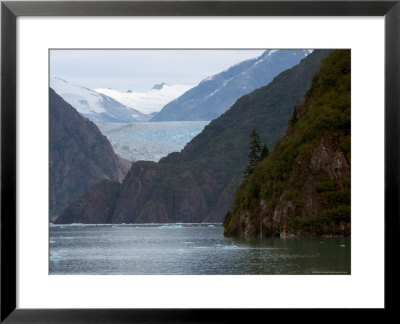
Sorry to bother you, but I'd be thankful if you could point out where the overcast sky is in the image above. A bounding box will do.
[50,49,265,92]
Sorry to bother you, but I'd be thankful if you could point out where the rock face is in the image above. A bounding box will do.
[151,50,312,122]
[224,50,351,237]
[49,88,131,221]
[59,50,332,224]
[56,180,121,224]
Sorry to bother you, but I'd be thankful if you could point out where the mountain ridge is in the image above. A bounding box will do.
[224,50,351,237]
[49,88,131,220]
[151,49,312,122]
[56,49,332,224]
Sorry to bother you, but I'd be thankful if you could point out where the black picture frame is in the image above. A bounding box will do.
[1,0,399,322]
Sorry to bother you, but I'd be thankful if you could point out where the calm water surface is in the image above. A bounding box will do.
[50,224,350,275]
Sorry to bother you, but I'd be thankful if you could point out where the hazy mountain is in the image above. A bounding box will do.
[151,49,312,122]
[50,78,152,123]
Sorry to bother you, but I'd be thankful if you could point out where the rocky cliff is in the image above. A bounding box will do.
[224,50,351,237]
[50,88,130,221]
[56,180,121,224]
[57,50,332,224]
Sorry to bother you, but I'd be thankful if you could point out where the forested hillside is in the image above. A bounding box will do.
[224,50,351,237]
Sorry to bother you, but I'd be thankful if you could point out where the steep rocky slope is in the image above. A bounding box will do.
[224,50,351,237]
[56,50,332,224]
[56,180,121,224]
[50,88,130,221]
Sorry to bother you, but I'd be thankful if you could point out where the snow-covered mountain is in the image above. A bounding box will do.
[94,82,193,115]
[50,78,152,123]
[151,49,313,122]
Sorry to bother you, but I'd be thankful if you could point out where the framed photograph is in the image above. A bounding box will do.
[1,0,398,322]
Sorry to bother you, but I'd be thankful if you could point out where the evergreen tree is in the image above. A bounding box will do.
[260,144,269,161]
[245,129,262,178]
[289,103,299,127]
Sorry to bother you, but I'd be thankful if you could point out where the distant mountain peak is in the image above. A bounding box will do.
[95,83,193,115]
[152,82,168,90]
[151,49,314,122]
[260,49,277,58]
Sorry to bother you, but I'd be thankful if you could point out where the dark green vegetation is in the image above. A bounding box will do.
[57,50,332,224]
[244,129,269,179]
[224,50,351,237]
[49,89,130,221]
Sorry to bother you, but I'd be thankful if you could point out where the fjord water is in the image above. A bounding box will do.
[49,224,350,275]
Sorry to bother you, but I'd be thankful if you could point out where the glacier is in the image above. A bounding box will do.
[96,121,210,162]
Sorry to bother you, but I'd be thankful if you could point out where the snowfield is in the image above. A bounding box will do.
[50,78,151,123]
[94,82,194,114]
